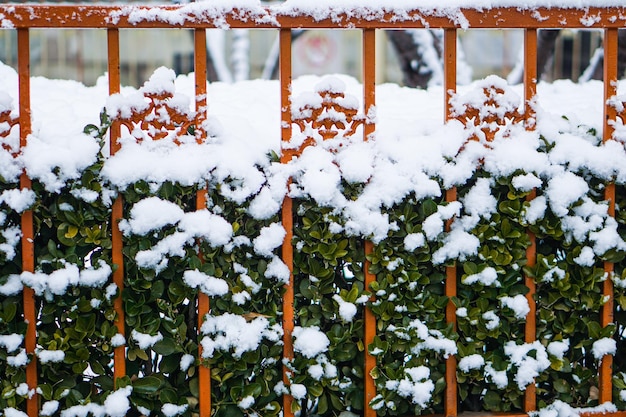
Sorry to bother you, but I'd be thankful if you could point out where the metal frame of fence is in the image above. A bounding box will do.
[1,4,625,417]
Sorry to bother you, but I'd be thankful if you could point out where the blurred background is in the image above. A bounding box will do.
[0,0,613,88]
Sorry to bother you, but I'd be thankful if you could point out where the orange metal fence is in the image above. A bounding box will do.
[1,4,626,417]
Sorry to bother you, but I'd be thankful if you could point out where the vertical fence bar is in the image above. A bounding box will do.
[362,28,377,417]
[18,28,38,417]
[279,28,295,417]
[444,29,457,124]
[194,30,208,139]
[523,28,538,414]
[443,28,458,417]
[523,29,538,128]
[107,28,126,385]
[194,28,211,417]
[600,27,618,405]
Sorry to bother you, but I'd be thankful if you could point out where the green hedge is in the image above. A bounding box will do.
[1,72,625,417]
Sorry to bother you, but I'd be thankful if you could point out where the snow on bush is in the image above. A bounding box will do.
[130,330,163,350]
[504,341,550,390]
[292,326,330,359]
[200,313,282,359]
[0,334,23,353]
[500,294,530,319]
[14,260,112,299]
[591,337,617,360]
[182,269,229,296]
[458,354,485,372]
[1,59,626,417]
[385,366,434,408]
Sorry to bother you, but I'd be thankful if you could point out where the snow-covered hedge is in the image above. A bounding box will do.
[1,65,626,417]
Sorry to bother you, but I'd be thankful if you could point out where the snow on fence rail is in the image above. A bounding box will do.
[1,3,626,417]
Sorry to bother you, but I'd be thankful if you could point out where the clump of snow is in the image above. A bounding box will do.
[463,267,500,287]
[332,294,358,322]
[504,341,550,390]
[0,334,23,353]
[123,197,233,273]
[482,310,500,330]
[40,401,59,417]
[119,197,185,236]
[500,294,530,319]
[547,339,569,360]
[200,313,282,359]
[3,408,28,417]
[7,349,28,367]
[111,333,126,347]
[290,383,307,400]
[531,400,617,417]
[0,189,35,213]
[18,260,111,298]
[512,173,542,191]
[273,381,288,396]
[458,354,485,372]
[591,337,616,360]
[104,386,133,417]
[545,172,588,218]
[252,223,286,257]
[386,366,434,408]
[431,228,480,265]
[423,202,460,241]
[292,326,330,358]
[573,246,595,266]
[524,195,547,224]
[180,354,195,372]
[182,269,229,296]
[485,362,508,388]
[131,330,163,350]
[407,319,457,358]
[404,232,425,251]
[37,349,65,364]
[264,256,290,284]
[238,396,255,409]
[161,403,187,417]
[15,384,29,397]
[461,177,497,219]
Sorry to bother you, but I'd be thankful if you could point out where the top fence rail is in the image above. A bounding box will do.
[1,4,626,29]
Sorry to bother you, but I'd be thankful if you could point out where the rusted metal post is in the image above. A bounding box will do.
[362,28,377,417]
[107,28,126,386]
[194,28,211,417]
[600,27,618,405]
[523,28,538,414]
[279,28,295,417]
[18,28,38,417]
[443,28,458,417]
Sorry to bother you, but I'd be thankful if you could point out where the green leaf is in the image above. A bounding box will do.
[133,376,163,394]
[189,377,199,398]
[152,338,180,356]
[38,384,53,401]
[308,384,323,398]
[3,302,17,322]
[159,388,178,404]
[483,390,501,410]
[554,378,569,394]
[317,394,329,415]
[242,383,263,399]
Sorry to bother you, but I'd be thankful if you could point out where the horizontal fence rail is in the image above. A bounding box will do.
[0,4,626,417]
[1,5,626,29]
